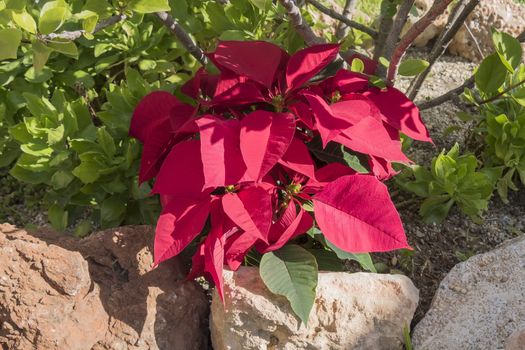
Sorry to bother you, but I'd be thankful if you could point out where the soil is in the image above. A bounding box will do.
[1,49,524,328]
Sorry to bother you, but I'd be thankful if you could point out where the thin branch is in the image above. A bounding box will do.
[418,76,473,110]
[377,0,415,77]
[155,12,207,66]
[387,0,454,83]
[306,0,378,38]
[335,0,358,40]
[476,78,525,106]
[279,0,325,45]
[373,0,396,62]
[463,21,483,59]
[40,14,126,41]
[418,31,525,110]
[407,0,480,100]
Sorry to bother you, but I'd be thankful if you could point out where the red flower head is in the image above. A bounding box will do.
[130,41,431,297]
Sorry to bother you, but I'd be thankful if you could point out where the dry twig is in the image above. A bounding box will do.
[407,0,480,99]
[387,0,454,83]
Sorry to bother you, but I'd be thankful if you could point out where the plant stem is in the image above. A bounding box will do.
[155,12,207,65]
[40,14,127,41]
[379,0,415,77]
[306,0,378,38]
[334,0,358,40]
[387,0,454,83]
[279,0,325,46]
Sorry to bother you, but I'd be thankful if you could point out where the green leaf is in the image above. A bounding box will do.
[39,5,68,35]
[12,10,37,34]
[398,59,429,76]
[47,40,78,58]
[48,204,68,231]
[492,30,522,72]
[127,0,170,13]
[97,126,116,157]
[32,40,52,72]
[0,28,22,61]
[307,248,343,272]
[51,170,74,189]
[475,53,508,94]
[248,0,271,11]
[6,0,25,10]
[350,57,364,73]
[420,196,454,223]
[72,160,100,183]
[379,56,389,67]
[324,237,376,272]
[100,195,126,228]
[260,245,318,325]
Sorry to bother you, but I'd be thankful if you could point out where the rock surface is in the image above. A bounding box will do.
[0,224,209,350]
[409,0,525,61]
[210,267,419,350]
[412,235,525,350]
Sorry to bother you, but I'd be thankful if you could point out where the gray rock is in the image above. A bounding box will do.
[412,235,525,350]
[211,267,419,350]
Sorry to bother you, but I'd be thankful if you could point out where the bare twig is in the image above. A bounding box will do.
[407,0,480,99]
[463,21,483,59]
[476,78,525,106]
[418,76,474,110]
[306,0,378,38]
[387,0,454,83]
[155,12,207,65]
[40,14,126,41]
[279,0,325,45]
[377,0,415,77]
[418,31,525,110]
[335,0,358,40]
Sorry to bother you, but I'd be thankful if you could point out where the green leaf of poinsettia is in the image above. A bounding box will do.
[260,244,318,325]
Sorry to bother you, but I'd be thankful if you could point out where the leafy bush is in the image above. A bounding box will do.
[397,144,494,223]
[0,0,315,232]
[131,41,430,323]
[397,29,525,223]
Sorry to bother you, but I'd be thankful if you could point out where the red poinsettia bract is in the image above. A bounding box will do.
[129,41,431,298]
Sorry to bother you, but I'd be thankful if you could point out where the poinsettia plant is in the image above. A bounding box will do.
[130,41,431,324]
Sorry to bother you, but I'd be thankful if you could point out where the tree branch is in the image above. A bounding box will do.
[373,0,396,62]
[155,12,207,66]
[279,0,325,46]
[40,14,127,41]
[418,31,525,110]
[306,0,378,38]
[387,0,454,83]
[377,0,415,77]
[335,0,358,40]
[407,0,480,100]
[418,76,474,110]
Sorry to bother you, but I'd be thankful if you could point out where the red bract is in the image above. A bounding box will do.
[130,40,431,295]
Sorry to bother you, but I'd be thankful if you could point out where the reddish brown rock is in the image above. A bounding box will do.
[0,224,209,350]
